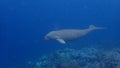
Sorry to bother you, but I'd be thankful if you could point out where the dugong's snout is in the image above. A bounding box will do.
[44,36,49,40]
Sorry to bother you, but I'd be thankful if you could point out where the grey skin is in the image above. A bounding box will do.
[44,25,105,44]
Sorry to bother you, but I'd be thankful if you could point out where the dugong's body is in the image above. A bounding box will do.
[45,25,104,44]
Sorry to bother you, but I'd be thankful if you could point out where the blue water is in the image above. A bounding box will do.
[0,0,120,68]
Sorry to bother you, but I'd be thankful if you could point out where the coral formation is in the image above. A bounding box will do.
[29,48,120,68]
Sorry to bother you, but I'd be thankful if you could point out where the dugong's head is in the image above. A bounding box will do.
[44,31,56,40]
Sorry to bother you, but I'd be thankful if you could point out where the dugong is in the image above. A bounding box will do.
[44,25,105,44]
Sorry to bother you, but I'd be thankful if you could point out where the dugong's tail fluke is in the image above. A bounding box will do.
[89,25,105,30]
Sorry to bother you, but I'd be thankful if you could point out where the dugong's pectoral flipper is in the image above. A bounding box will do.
[56,38,66,44]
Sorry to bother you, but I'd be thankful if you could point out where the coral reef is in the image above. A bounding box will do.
[29,48,120,68]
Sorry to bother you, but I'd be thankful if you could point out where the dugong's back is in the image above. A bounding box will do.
[53,29,85,41]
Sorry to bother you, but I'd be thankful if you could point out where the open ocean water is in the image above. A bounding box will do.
[0,0,120,68]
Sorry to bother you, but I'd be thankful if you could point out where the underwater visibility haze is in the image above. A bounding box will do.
[0,0,120,68]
